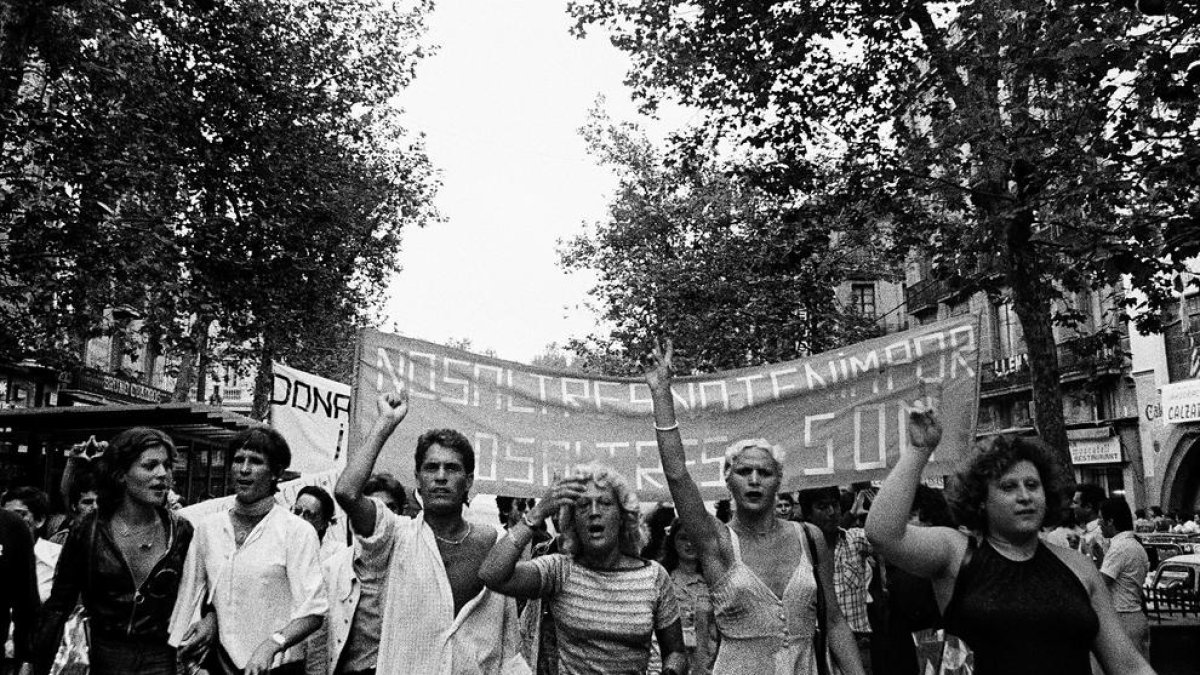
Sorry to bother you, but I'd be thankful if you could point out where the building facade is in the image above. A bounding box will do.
[1131,277,1200,516]
[903,263,1148,507]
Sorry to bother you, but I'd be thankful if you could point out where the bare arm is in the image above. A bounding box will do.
[243,614,323,675]
[656,619,688,675]
[334,390,407,536]
[645,341,729,573]
[864,411,964,581]
[479,479,585,598]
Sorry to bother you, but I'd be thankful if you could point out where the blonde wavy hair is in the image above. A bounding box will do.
[558,462,645,558]
[723,438,786,479]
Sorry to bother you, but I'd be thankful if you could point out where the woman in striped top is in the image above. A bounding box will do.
[480,464,687,675]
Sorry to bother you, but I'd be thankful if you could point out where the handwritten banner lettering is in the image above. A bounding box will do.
[351,316,980,500]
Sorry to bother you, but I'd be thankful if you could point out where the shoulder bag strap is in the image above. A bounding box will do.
[802,523,832,675]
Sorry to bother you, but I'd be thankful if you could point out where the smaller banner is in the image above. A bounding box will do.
[271,363,352,474]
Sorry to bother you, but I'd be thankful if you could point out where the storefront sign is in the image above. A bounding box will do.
[1162,380,1200,425]
[1069,436,1122,465]
[75,367,170,404]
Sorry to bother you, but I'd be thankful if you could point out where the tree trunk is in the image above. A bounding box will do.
[171,316,211,402]
[251,336,273,421]
[1005,211,1070,463]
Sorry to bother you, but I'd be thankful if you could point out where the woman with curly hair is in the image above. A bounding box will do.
[38,427,194,675]
[480,463,687,675]
[865,411,1155,675]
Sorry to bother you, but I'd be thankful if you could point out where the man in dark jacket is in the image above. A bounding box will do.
[0,507,38,675]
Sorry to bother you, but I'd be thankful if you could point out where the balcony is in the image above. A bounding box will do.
[979,336,1127,395]
[905,277,949,314]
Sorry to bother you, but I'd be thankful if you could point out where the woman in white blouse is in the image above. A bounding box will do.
[170,427,328,675]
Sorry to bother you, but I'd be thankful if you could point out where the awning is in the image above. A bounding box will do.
[0,403,261,449]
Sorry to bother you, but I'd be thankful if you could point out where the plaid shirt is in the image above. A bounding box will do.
[832,527,874,634]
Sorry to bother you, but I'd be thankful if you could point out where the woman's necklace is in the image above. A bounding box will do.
[434,521,473,546]
[733,517,778,536]
[114,516,161,551]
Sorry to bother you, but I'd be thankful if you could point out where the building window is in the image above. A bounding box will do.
[851,283,876,317]
[993,300,1024,359]
[1165,294,1200,382]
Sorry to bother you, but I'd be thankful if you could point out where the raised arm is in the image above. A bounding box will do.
[479,478,585,598]
[865,410,963,581]
[334,390,407,536]
[645,341,724,563]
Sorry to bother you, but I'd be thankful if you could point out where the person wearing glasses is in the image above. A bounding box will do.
[36,427,194,675]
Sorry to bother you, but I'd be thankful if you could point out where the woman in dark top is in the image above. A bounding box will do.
[38,427,193,675]
[865,411,1153,675]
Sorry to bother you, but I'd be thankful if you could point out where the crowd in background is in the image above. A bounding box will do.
[0,356,1183,674]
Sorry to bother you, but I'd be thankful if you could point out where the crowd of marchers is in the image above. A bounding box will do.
[0,343,1170,675]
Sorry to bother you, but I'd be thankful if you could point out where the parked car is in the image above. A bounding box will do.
[1137,533,1200,569]
[1143,553,1200,619]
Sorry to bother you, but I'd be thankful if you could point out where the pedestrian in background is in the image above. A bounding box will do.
[1100,498,1150,660]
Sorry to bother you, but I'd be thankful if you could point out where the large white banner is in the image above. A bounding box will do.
[271,362,351,474]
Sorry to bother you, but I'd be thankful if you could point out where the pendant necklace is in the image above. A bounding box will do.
[116,518,160,550]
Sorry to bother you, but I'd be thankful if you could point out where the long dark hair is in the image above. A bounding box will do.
[94,427,177,514]
[660,518,702,574]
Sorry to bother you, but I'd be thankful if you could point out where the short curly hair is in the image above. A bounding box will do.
[947,434,1073,534]
[558,463,644,558]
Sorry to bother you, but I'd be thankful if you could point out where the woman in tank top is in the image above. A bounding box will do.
[644,343,865,675]
[865,408,1155,675]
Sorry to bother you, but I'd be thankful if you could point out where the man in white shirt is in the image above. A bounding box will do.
[1071,483,1108,567]
[334,390,524,675]
[1098,498,1150,659]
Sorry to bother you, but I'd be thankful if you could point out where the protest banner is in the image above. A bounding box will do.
[351,316,980,501]
[271,362,351,474]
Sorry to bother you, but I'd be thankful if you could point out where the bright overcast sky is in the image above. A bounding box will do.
[383,0,685,364]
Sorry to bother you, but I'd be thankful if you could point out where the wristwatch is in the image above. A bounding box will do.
[270,632,287,649]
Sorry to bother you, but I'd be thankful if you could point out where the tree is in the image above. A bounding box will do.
[0,0,439,412]
[570,0,1200,456]
[561,105,888,376]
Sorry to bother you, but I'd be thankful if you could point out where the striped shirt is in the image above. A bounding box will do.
[532,554,680,675]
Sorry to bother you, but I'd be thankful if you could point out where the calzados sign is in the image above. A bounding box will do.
[351,316,980,500]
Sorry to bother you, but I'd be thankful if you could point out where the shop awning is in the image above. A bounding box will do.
[0,403,261,449]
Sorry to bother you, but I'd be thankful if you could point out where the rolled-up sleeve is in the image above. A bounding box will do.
[354,497,397,560]
[287,523,329,621]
